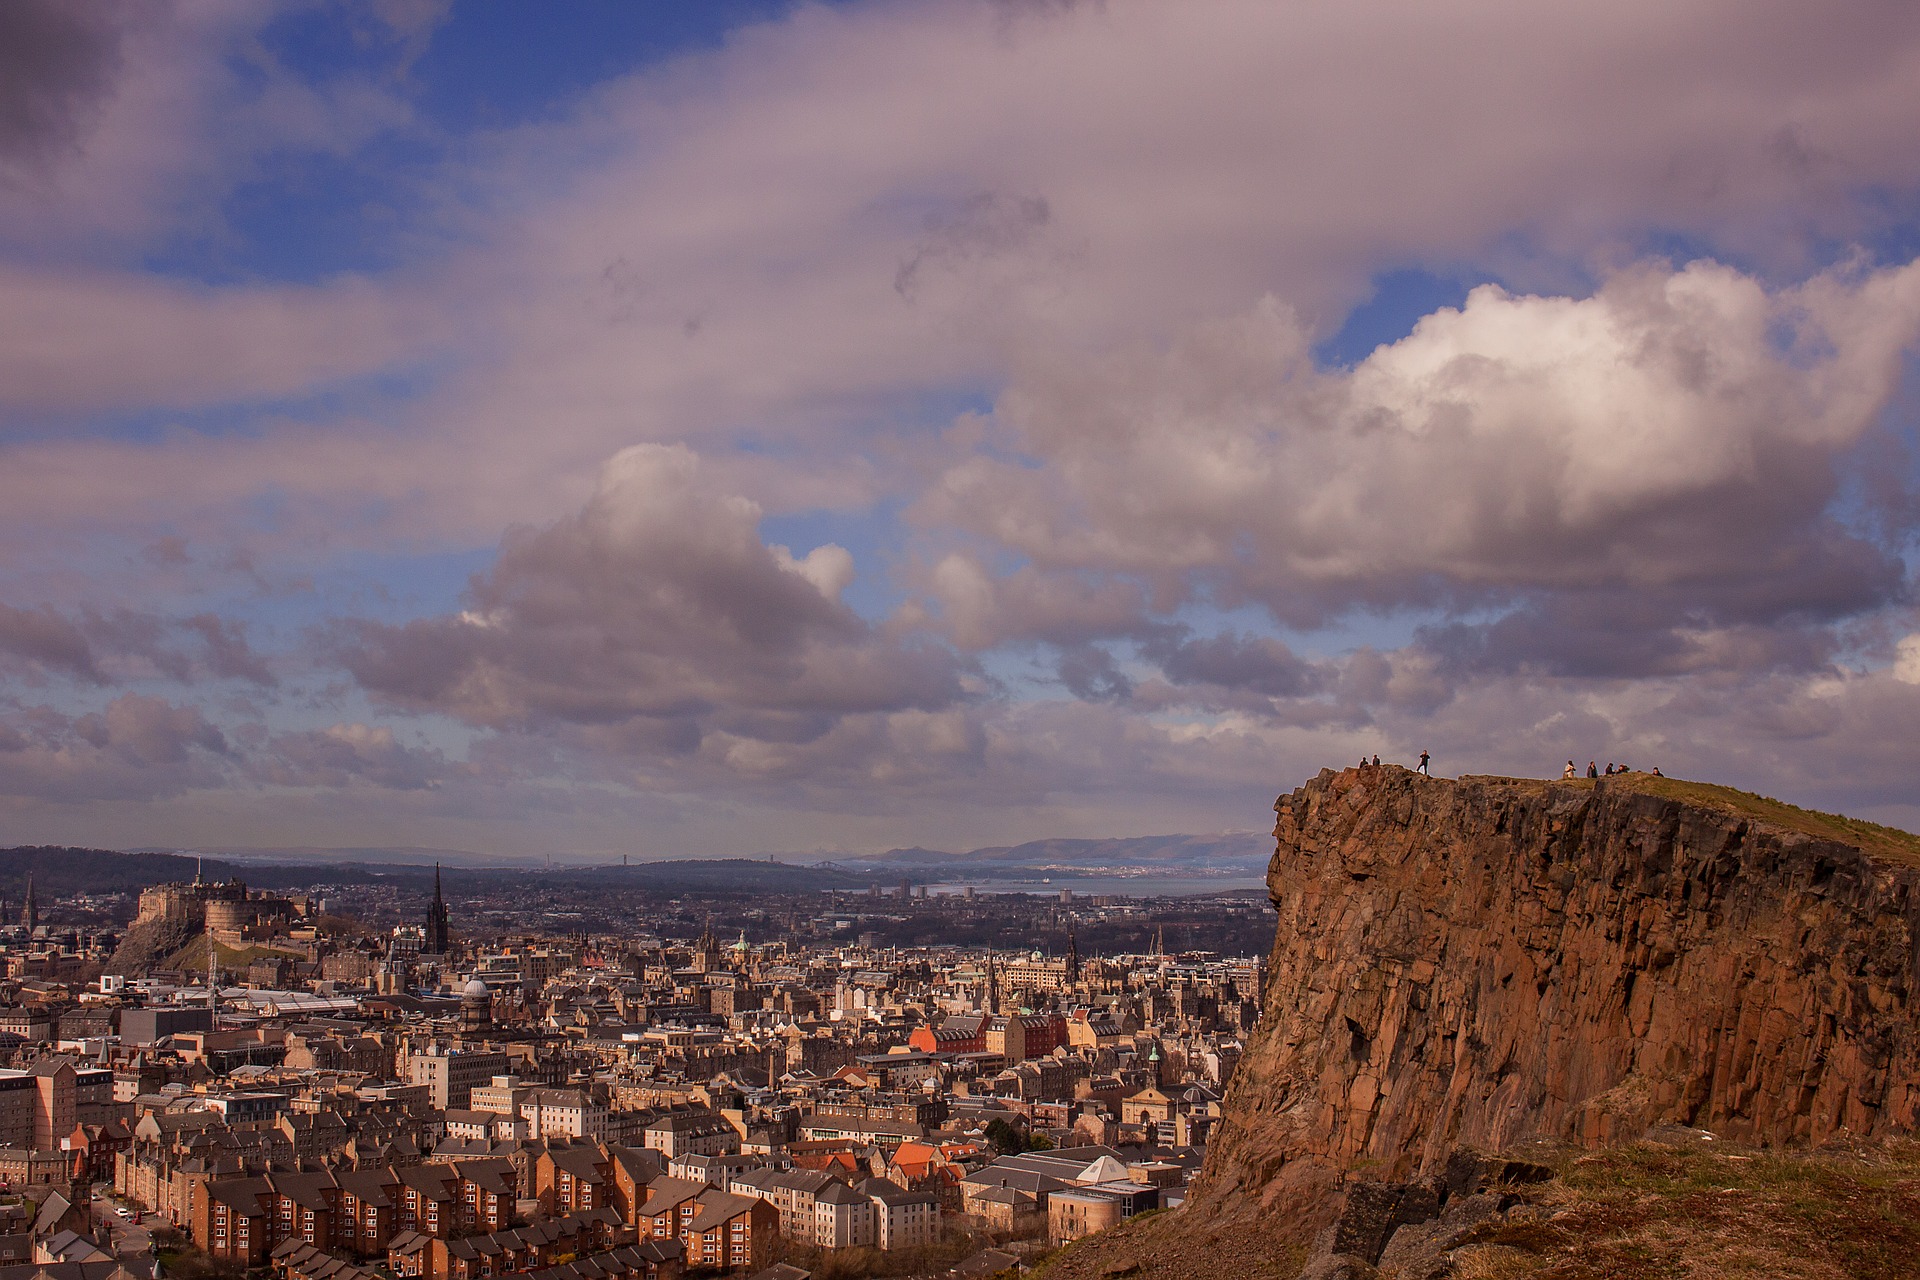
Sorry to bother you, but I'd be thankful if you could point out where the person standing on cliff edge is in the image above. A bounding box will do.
[1418,750,1430,775]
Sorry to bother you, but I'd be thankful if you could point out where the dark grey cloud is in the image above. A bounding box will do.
[1412,594,1848,682]
[1056,644,1132,701]
[180,614,276,686]
[336,445,968,759]
[0,694,228,802]
[0,602,99,681]
[1143,629,1322,697]
[0,0,125,179]
[258,724,448,791]
[0,600,274,688]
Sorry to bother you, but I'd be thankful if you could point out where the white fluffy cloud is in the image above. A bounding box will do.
[926,259,1920,655]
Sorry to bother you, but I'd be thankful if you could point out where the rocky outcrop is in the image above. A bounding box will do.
[105,914,201,975]
[1200,766,1920,1227]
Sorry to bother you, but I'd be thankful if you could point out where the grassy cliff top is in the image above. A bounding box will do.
[1604,773,1920,869]
[1457,771,1920,869]
[1025,1137,1920,1280]
[1453,1137,1920,1280]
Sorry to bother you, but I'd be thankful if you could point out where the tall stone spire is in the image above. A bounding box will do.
[985,951,1000,1016]
[1066,926,1080,985]
[20,872,36,933]
[424,862,450,954]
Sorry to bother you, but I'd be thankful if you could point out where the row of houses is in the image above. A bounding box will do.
[195,1159,523,1264]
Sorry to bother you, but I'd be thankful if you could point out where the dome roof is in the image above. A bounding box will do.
[462,978,490,999]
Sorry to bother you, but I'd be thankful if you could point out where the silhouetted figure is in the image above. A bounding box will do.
[1587,761,1599,779]
[1417,750,1430,776]
[1372,754,1381,767]
[1604,763,1615,775]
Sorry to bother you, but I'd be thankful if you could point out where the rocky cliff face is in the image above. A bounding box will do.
[1199,766,1920,1224]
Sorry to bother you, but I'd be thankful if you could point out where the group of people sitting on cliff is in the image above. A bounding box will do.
[1564,760,1662,779]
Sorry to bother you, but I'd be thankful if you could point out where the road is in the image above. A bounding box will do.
[89,1184,154,1263]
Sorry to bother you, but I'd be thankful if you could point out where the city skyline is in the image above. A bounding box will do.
[3,1,1920,856]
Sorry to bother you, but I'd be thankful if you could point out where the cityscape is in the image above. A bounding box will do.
[0,856,1269,1280]
[2,2,1919,1278]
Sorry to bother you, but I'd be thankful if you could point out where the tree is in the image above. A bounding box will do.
[983,1118,1026,1155]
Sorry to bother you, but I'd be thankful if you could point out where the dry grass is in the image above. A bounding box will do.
[1464,771,1920,868]
[164,934,303,971]
[1611,775,1920,867]
[1446,1139,1920,1280]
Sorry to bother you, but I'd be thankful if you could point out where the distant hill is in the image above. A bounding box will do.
[0,847,245,902]
[8,833,1266,905]
[164,845,525,869]
[545,859,876,893]
[849,831,1271,877]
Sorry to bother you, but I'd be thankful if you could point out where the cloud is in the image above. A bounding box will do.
[927,258,1920,671]
[0,601,272,688]
[0,603,99,682]
[0,2,421,253]
[0,0,125,180]
[0,1,125,180]
[0,694,229,802]
[6,0,1920,578]
[4,1,1920,847]
[258,723,448,791]
[0,266,445,418]
[335,444,968,763]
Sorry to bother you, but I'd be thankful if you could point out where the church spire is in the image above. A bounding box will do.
[1066,926,1080,985]
[20,871,36,933]
[424,862,450,954]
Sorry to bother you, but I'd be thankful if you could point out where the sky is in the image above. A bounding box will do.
[3,0,1920,859]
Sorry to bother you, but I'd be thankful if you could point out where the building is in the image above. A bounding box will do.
[1000,955,1070,996]
[863,1178,940,1251]
[407,1046,510,1110]
[120,1006,214,1046]
[642,1109,739,1158]
[681,1192,775,1273]
[0,1057,119,1152]
[1047,1188,1123,1244]
[424,865,450,955]
[534,1146,613,1216]
[0,1071,35,1149]
[523,1087,608,1141]
[810,1181,873,1249]
[470,1075,533,1117]
[983,1013,1068,1063]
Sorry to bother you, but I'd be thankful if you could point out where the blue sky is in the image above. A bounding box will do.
[2,0,1919,857]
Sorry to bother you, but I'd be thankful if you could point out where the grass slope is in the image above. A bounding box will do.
[1462,773,1920,869]
[1452,1138,1920,1280]
[1610,774,1920,868]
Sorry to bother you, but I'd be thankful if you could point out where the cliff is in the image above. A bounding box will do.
[1047,766,1920,1280]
